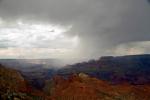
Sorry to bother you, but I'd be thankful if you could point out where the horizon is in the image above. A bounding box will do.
[0,54,150,66]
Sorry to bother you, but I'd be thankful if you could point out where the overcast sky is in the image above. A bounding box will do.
[0,0,150,63]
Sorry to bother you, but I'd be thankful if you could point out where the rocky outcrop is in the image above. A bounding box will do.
[57,54,150,84]
[0,64,45,100]
[0,64,30,99]
[50,73,150,100]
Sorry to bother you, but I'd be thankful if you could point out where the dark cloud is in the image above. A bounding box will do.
[0,0,150,60]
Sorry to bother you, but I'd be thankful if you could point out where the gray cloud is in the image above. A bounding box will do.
[0,0,150,61]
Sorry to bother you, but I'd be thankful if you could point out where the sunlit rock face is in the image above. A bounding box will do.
[48,73,150,100]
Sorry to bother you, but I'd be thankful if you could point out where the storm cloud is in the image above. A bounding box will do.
[0,0,150,62]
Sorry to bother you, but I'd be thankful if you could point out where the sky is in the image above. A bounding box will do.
[0,0,150,63]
